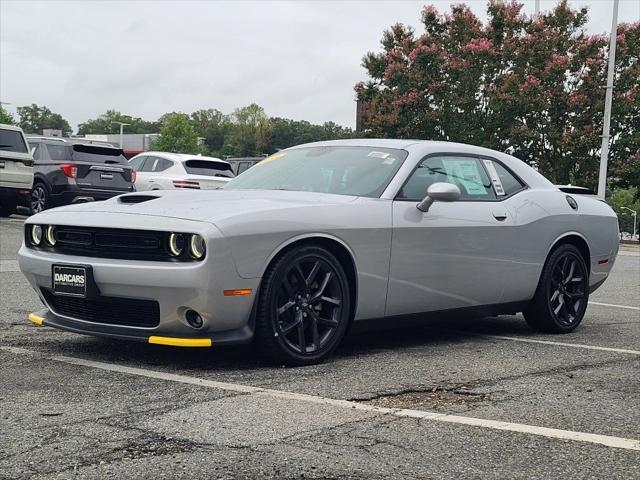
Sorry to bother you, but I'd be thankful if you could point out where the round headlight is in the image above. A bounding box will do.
[168,233,185,257]
[189,234,206,260]
[30,225,43,246]
[46,225,56,246]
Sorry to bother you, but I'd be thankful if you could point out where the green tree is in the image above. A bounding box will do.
[224,104,272,156]
[77,110,160,135]
[190,109,230,155]
[151,113,203,154]
[610,187,640,235]
[0,105,15,125]
[17,104,71,134]
[356,1,640,190]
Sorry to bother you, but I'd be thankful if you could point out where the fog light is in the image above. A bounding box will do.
[45,225,56,246]
[185,310,204,329]
[188,234,206,260]
[168,233,185,257]
[30,225,43,246]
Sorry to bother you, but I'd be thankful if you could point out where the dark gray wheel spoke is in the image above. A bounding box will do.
[306,261,320,287]
[277,300,296,316]
[297,319,306,353]
[293,264,307,287]
[310,316,320,349]
[281,311,302,334]
[311,272,332,301]
[564,260,576,284]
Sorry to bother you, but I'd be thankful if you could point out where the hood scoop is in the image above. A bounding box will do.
[118,194,160,204]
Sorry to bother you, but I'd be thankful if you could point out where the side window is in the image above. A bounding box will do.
[140,157,156,172]
[484,160,526,196]
[30,144,42,161]
[129,156,146,170]
[398,156,496,201]
[154,158,172,172]
[237,161,251,174]
[46,144,70,161]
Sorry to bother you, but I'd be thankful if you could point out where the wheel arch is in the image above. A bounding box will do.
[547,232,591,274]
[260,234,359,325]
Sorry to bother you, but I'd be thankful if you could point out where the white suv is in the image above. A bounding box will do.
[0,124,33,216]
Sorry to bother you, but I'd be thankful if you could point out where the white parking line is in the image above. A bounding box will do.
[1,345,639,452]
[590,301,640,311]
[477,335,640,356]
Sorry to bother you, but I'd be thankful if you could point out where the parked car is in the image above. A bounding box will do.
[19,140,619,365]
[27,137,135,213]
[0,124,33,216]
[128,152,234,191]
[224,156,265,175]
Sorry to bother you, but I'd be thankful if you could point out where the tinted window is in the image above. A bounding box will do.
[487,160,525,196]
[140,157,156,172]
[237,161,252,174]
[30,143,42,161]
[129,155,146,170]
[46,144,71,161]
[225,147,408,197]
[184,160,234,177]
[0,129,28,153]
[398,156,496,201]
[71,144,127,164]
[154,158,173,172]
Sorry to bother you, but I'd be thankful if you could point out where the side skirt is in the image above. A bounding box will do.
[349,301,530,334]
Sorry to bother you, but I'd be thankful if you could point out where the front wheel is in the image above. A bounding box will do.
[524,244,589,333]
[255,245,351,366]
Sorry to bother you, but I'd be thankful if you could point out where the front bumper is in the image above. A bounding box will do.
[18,217,260,346]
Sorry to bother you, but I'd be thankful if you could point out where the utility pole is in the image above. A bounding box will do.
[597,0,620,200]
[535,0,540,14]
[112,121,130,150]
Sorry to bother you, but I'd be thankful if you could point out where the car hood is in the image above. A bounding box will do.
[34,189,358,224]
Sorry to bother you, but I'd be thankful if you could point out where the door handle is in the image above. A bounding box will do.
[492,211,508,221]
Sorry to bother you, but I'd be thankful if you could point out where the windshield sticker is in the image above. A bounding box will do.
[382,157,396,165]
[482,160,506,196]
[368,151,390,159]
[441,159,487,196]
[258,151,286,167]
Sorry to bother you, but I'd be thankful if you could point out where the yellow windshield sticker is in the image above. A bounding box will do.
[258,152,287,166]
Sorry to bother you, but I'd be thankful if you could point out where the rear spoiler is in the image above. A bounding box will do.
[555,185,596,195]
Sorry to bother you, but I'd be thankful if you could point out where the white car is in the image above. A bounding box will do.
[128,152,234,191]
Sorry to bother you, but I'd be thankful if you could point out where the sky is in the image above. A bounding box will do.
[1,0,639,131]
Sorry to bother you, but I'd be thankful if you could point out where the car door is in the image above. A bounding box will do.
[386,154,515,316]
[146,158,173,190]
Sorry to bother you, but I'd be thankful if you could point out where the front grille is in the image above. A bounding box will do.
[29,226,180,261]
[42,289,160,328]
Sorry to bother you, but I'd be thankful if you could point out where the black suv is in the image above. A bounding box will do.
[27,137,136,213]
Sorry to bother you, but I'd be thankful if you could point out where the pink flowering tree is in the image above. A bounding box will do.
[355,0,639,189]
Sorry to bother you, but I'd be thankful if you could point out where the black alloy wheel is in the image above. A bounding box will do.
[524,244,589,333]
[256,245,351,365]
[31,183,49,214]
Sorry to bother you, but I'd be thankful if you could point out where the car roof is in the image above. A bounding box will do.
[0,123,26,132]
[141,151,230,164]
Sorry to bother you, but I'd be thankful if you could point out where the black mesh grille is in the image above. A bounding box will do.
[42,289,160,328]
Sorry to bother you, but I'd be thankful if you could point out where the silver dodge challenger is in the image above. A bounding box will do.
[19,139,619,365]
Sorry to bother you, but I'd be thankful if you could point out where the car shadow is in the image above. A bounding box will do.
[42,313,536,372]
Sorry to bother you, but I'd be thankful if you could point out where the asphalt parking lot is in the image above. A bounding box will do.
[1,215,638,479]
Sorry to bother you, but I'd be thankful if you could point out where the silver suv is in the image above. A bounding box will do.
[0,124,33,216]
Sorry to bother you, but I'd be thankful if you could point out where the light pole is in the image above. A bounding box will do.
[620,206,638,241]
[597,0,620,200]
[111,121,130,149]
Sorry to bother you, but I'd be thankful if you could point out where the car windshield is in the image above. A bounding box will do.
[223,146,408,197]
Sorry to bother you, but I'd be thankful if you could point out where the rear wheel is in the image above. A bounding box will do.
[255,245,351,366]
[31,183,49,214]
[524,244,589,333]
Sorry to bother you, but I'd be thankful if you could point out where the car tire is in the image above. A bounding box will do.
[524,244,589,334]
[31,182,50,214]
[255,245,351,366]
[0,202,16,217]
